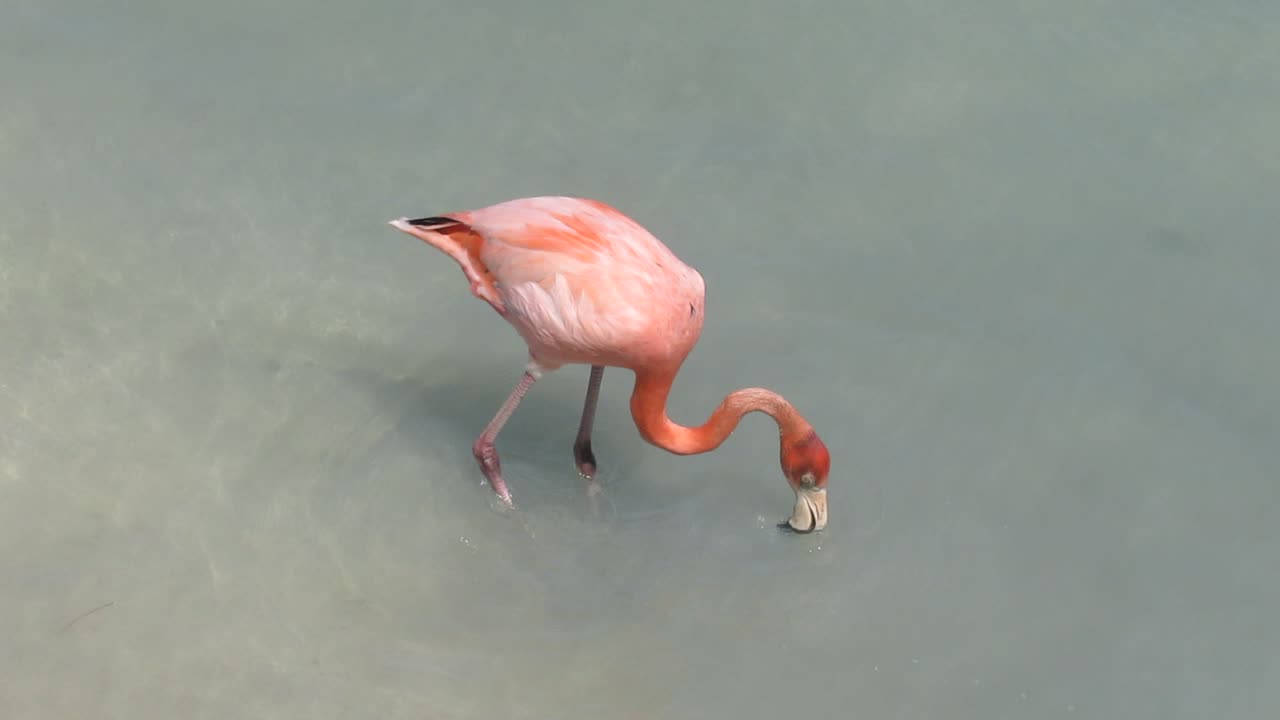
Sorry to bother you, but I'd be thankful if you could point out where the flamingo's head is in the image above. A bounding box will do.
[780,428,830,533]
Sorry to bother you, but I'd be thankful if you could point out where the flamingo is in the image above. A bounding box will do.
[388,197,830,532]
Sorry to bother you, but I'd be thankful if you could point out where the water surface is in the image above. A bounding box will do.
[2,1,1277,718]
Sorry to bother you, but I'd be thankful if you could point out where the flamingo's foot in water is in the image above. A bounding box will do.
[573,441,597,479]
[486,488,517,516]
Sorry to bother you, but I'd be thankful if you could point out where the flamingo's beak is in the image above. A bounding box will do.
[786,487,827,533]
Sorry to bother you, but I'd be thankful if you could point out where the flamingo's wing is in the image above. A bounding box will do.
[398,197,643,314]
[458,197,660,284]
[429,196,668,306]
[394,196,704,368]
[460,196,655,271]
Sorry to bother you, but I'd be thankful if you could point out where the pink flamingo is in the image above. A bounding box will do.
[389,197,829,532]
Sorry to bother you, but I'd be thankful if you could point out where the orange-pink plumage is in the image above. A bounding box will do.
[389,196,829,532]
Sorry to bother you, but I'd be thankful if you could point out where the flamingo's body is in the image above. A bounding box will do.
[398,197,706,372]
[390,197,829,532]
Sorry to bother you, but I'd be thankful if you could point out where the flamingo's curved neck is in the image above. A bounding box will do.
[629,366,802,455]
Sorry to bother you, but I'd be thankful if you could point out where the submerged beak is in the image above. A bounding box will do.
[786,487,828,533]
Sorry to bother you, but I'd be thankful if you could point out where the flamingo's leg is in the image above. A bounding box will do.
[472,370,539,505]
[572,365,605,478]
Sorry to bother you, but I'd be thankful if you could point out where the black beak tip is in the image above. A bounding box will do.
[406,216,455,228]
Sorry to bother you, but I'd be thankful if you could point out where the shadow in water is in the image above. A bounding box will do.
[332,347,645,506]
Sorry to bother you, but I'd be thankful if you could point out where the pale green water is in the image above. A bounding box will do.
[2,1,1278,718]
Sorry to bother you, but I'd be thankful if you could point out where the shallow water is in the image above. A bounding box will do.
[2,1,1278,717]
